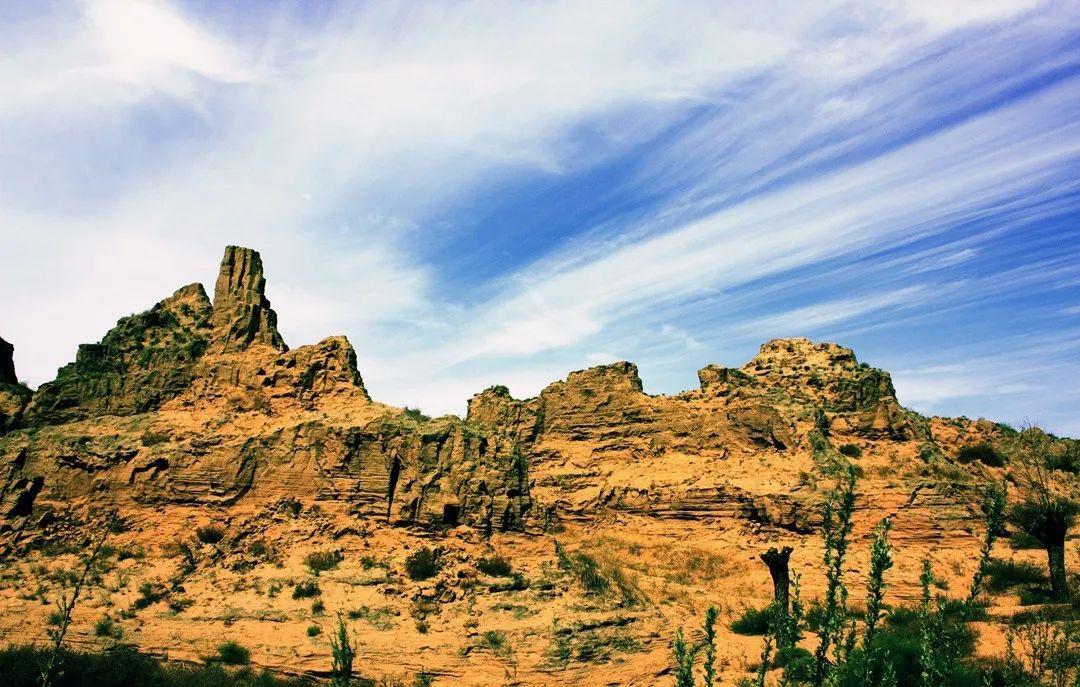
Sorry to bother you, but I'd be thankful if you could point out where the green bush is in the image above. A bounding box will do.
[132,582,166,610]
[956,442,1005,467]
[772,645,812,682]
[983,558,1045,592]
[479,630,508,653]
[1008,531,1042,550]
[730,605,772,635]
[215,641,250,665]
[822,606,982,687]
[195,524,225,545]
[93,615,121,639]
[0,645,308,687]
[838,443,862,458]
[292,580,321,599]
[405,547,440,581]
[477,555,512,577]
[306,625,321,637]
[304,550,341,574]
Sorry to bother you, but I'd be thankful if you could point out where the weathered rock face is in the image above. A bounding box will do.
[2,245,1079,687]
[0,337,15,385]
[209,246,285,353]
[0,337,32,434]
[2,246,1074,547]
[23,284,214,425]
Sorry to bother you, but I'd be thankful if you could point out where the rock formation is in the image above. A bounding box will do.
[0,245,1075,686]
[0,337,30,433]
[0,337,15,385]
[209,245,285,353]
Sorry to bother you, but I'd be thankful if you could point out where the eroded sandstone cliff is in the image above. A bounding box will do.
[0,246,1075,686]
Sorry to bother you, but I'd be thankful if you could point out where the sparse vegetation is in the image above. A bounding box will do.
[476,554,512,577]
[731,605,772,636]
[984,558,1047,592]
[969,482,1007,602]
[93,615,121,640]
[195,524,225,545]
[553,540,640,606]
[132,581,166,610]
[0,646,308,687]
[305,550,342,574]
[292,580,321,599]
[215,641,250,665]
[669,462,1077,687]
[347,605,395,630]
[306,625,321,637]
[40,512,116,687]
[405,547,440,581]
[330,614,356,687]
[957,441,1006,466]
[1006,426,1078,599]
[837,443,861,458]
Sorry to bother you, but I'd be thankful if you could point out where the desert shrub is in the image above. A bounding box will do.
[311,600,325,615]
[730,605,772,635]
[0,645,308,687]
[838,443,862,458]
[346,605,395,630]
[773,645,813,681]
[132,582,166,610]
[329,614,356,687]
[292,580,321,599]
[359,555,383,570]
[957,442,1005,467]
[195,524,225,545]
[1005,619,1077,685]
[93,615,121,639]
[413,672,434,687]
[1017,587,1062,606]
[405,547,440,581]
[1048,444,1079,473]
[139,430,170,447]
[167,597,193,613]
[116,545,145,561]
[476,555,512,577]
[1009,531,1042,550]
[215,641,250,665]
[403,407,429,422]
[983,558,1045,592]
[479,630,508,654]
[1010,603,1080,624]
[554,542,623,598]
[821,606,981,687]
[304,550,341,574]
[488,572,529,593]
[306,625,321,637]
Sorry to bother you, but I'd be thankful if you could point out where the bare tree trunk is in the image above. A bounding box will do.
[1046,542,1068,600]
[760,546,793,615]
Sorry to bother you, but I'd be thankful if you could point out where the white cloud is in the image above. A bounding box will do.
[1,0,1076,434]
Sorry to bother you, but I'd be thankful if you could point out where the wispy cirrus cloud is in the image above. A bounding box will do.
[1,0,1077,435]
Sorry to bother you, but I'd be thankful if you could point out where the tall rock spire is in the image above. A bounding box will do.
[210,246,286,353]
[0,337,15,385]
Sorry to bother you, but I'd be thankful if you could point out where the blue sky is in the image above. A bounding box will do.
[1,0,1078,434]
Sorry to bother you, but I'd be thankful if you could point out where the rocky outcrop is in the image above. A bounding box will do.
[209,246,285,353]
[24,284,214,425]
[0,337,31,433]
[3,246,1073,550]
[0,337,15,385]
